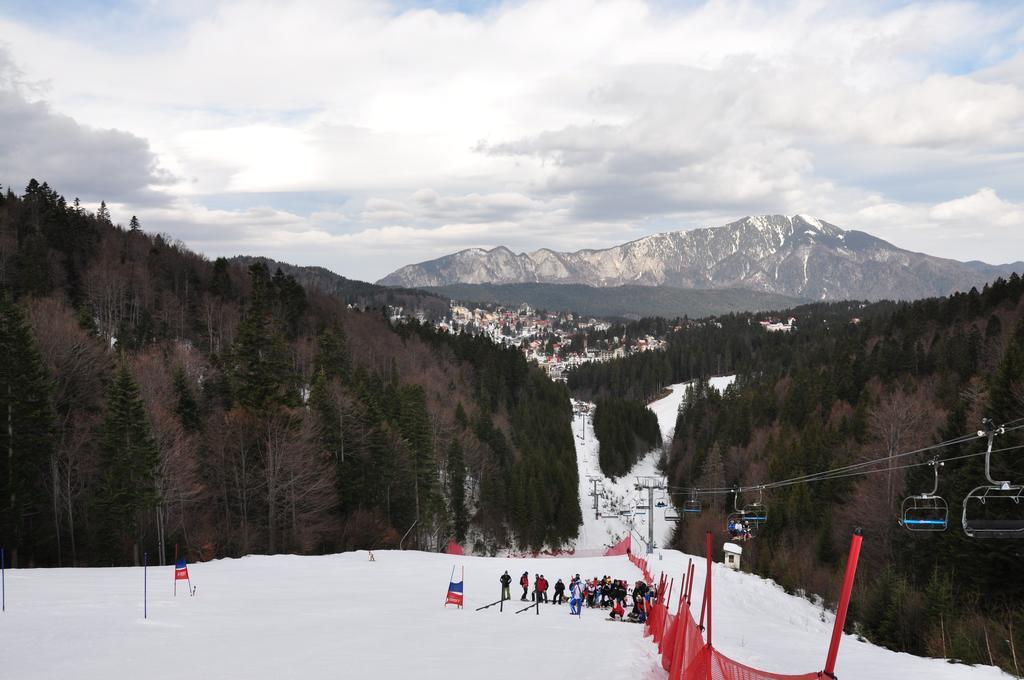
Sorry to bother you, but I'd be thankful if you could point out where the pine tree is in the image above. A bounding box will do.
[94,362,159,565]
[698,444,726,511]
[172,366,201,432]
[230,264,297,412]
[447,439,468,542]
[315,326,350,382]
[0,294,55,566]
[398,384,439,534]
[129,215,141,232]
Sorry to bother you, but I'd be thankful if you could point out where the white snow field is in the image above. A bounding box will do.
[1,550,655,680]
[0,377,1007,679]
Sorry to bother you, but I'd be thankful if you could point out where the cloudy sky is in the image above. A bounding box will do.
[1,0,1023,281]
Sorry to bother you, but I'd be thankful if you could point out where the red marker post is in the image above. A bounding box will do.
[823,529,864,679]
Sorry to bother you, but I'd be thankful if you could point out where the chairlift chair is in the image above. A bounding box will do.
[682,489,702,515]
[962,486,1024,538]
[898,460,947,532]
[741,487,768,526]
[664,507,681,522]
[963,421,1024,538]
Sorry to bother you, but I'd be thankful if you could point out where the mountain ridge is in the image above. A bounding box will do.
[379,215,1023,301]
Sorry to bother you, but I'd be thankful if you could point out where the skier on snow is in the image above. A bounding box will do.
[553,578,565,605]
[500,570,512,601]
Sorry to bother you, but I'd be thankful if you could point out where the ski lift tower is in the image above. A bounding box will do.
[587,476,603,520]
[634,476,667,554]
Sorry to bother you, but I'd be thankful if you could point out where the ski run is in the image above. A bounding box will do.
[1,379,1008,679]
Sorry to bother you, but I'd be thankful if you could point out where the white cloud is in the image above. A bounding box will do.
[0,1,1022,280]
[930,187,1024,227]
[841,188,1024,263]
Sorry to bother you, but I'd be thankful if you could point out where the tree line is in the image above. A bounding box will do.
[0,179,581,568]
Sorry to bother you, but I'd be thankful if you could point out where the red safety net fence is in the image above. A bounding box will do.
[627,548,653,584]
[628,530,864,680]
[605,534,633,557]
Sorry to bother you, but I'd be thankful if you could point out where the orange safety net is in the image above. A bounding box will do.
[627,550,653,584]
[682,646,820,680]
[605,534,632,556]
[635,565,822,680]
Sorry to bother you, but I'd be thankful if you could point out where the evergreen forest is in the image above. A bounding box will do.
[0,180,580,569]
[592,398,661,479]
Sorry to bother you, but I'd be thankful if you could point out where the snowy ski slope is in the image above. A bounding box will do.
[0,377,1006,679]
[575,376,735,552]
[1,548,1005,679]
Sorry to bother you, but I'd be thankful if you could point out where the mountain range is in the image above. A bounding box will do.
[379,215,1023,301]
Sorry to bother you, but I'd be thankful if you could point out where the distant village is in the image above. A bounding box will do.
[386,300,803,379]
[386,300,662,379]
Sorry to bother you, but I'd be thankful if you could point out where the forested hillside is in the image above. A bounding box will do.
[578,276,1024,671]
[232,255,450,320]
[592,399,661,479]
[0,180,580,568]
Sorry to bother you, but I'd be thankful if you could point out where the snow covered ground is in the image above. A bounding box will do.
[2,548,1006,679]
[3,551,657,680]
[1,375,1007,679]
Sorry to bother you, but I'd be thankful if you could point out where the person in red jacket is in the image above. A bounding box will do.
[538,575,549,603]
[520,571,530,600]
[610,600,625,620]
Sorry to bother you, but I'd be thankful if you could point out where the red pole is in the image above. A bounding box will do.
[823,528,864,678]
[704,531,713,647]
[698,573,708,630]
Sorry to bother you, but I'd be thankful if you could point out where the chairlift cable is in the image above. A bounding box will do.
[663,425,1024,498]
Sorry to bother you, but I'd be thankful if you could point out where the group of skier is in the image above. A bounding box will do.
[498,570,655,622]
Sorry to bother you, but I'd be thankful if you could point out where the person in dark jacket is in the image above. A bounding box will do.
[520,571,530,600]
[500,570,512,600]
[553,578,565,604]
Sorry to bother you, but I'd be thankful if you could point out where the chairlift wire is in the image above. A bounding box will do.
[665,422,1024,498]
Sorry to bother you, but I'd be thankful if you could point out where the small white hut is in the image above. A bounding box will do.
[723,542,743,571]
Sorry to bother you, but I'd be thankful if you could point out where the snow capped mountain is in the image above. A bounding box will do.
[378,215,1023,301]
